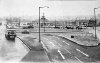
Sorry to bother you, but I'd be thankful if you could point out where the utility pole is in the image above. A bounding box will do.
[93,7,100,39]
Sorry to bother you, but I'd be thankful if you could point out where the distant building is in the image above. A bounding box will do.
[74,19,89,27]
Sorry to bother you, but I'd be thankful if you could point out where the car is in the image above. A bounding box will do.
[5,29,16,40]
[28,26,34,29]
[23,27,28,29]
[65,26,74,29]
[54,26,60,29]
[76,26,82,29]
[22,30,29,34]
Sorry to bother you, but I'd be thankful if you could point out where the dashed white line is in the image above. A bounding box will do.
[58,42,62,47]
[43,38,55,46]
[58,50,65,60]
[43,38,49,40]
[65,49,71,54]
[41,41,48,51]
[63,41,69,45]
[76,49,89,57]
[41,41,51,63]
[43,37,84,63]
[49,41,55,46]
[75,57,84,63]
[52,40,62,47]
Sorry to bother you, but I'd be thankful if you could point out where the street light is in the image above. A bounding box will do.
[94,7,100,39]
[39,6,49,43]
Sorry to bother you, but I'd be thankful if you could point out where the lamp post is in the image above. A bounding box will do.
[94,7,100,39]
[39,6,49,43]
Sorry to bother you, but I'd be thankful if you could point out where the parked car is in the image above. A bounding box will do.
[23,27,28,29]
[54,26,60,29]
[28,26,34,28]
[5,29,16,40]
[65,26,74,29]
[76,26,82,29]
[22,30,29,34]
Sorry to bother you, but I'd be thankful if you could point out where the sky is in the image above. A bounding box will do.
[0,0,100,20]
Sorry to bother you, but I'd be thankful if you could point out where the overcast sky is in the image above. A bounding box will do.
[0,0,100,20]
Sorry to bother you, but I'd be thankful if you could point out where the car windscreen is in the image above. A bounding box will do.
[7,31,15,34]
[10,31,14,34]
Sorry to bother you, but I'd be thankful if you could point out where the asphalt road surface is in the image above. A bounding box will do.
[41,34,100,63]
[1,21,100,63]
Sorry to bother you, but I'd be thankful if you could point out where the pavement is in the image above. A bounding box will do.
[17,34,50,62]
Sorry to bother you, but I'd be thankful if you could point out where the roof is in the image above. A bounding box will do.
[6,29,16,31]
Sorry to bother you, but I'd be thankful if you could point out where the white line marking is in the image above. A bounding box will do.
[75,57,83,63]
[52,40,62,47]
[43,38,49,40]
[63,41,69,45]
[41,41,48,52]
[43,38,56,46]
[49,41,55,46]
[41,41,51,63]
[58,50,65,60]
[76,49,89,57]
[58,42,62,47]
[65,49,71,54]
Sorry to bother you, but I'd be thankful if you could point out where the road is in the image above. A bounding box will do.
[41,34,100,63]
[0,21,50,63]
[0,22,29,63]
[1,20,100,63]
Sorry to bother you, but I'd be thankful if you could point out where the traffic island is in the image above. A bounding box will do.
[59,33,100,46]
[18,37,50,62]
[72,34,99,46]
[18,37,45,51]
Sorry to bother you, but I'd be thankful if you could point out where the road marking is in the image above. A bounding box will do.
[49,41,55,46]
[41,41,51,63]
[53,36,70,46]
[63,41,69,45]
[76,49,89,57]
[65,49,71,54]
[57,42,62,47]
[43,38,55,46]
[41,41,48,52]
[75,57,84,63]
[52,40,62,47]
[58,50,65,60]
[43,37,49,40]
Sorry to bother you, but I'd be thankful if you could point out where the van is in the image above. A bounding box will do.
[5,29,16,40]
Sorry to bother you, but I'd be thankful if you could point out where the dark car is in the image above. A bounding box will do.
[76,26,82,29]
[5,29,16,40]
[22,30,29,34]
[28,26,34,29]
[23,27,28,29]
[65,26,74,29]
[54,26,60,29]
